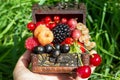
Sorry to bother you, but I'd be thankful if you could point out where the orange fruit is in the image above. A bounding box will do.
[38,30,54,46]
[34,25,49,38]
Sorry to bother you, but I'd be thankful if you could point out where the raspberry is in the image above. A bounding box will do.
[25,37,40,50]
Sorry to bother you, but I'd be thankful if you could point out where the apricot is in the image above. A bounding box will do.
[34,25,49,38]
[38,30,54,46]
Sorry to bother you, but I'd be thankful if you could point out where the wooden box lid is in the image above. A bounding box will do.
[32,3,86,24]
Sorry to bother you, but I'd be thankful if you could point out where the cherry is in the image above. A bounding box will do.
[44,16,51,23]
[90,54,102,66]
[27,22,36,31]
[54,16,60,23]
[77,66,91,78]
[61,18,67,23]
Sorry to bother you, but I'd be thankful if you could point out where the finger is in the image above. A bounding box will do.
[76,76,88,80]
[13,50,31,76]
[17,50,31,67]
[36,73,75,80]
[13,50,32,80]
[90,65,96,73]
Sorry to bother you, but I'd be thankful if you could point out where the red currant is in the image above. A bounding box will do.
[90,54,102,66]
[64,37,74,45]
[44,16,51,23]
[49,22,56,30]
[61,18,67,23]
[36,21,44,27]
[54,16,60,23]
[77,66,91,78]
[78,42,86,53]
[27,22,36,31]
[45,22,50,28]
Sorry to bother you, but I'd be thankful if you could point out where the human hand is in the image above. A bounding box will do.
[13,50,95,80]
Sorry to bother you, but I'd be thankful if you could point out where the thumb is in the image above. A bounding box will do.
[16,50,31,67]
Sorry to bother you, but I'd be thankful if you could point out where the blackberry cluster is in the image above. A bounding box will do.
[52,24,70,44]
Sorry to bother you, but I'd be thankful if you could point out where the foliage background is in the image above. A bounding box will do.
[0,0,120,80]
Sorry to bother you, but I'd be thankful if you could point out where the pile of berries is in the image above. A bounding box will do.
[32,44,70,58]
[25,16,102,79]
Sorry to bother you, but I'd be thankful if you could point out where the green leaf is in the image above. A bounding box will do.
[39,0,46,5]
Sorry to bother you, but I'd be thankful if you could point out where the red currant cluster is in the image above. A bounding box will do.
[27,16,68,31]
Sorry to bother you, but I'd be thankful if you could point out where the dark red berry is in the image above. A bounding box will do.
[45,22,50,28]
[77,66,91,78]
[36,21,44,27]
[44,16,51,23]
[90,54,102,66]
[27,22,36,31]
[54,16,60,23]
[61,18,67,23]
[49,22,56,30]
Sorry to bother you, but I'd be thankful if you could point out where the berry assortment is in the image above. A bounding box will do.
[25,16,102,79]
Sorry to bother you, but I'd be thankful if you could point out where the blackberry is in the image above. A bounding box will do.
[52,24,70,44]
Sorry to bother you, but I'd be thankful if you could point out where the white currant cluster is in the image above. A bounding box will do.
[76,23,96,50]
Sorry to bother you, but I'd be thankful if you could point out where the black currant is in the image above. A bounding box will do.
[32,46,45,54]
[54,44,60,50]
[60,44,70,53]
[52,49,60,57]
[44,44,53,53]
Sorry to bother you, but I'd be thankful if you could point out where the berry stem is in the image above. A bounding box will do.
[79,44,90,54]
[77,52,83,66]
[74,41,83,66]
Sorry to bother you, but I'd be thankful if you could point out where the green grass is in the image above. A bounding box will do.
[0,0,120,80]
